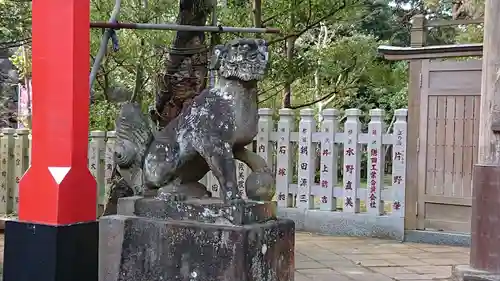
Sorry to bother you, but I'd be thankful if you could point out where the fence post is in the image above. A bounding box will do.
[343,109,361,213]
[297,108,315,210]
[89,131,106,209]
[104,131,116,206]
[320,109,339,211]
[391,109,408,217]
[405,14,426,229]
[276,108,294,207]
[13,129,30,214]
[257,108,273,164]
[0,128,15,215]
[367,109,385,215]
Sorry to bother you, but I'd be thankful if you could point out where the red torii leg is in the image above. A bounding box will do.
[2,1,98,281]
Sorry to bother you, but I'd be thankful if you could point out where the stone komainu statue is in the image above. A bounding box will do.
[105,38,275,214]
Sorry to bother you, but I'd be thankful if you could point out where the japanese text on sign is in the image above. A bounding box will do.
[369,148,378,209]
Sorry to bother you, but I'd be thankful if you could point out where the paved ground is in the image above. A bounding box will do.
[295,232,469,281]
[0,232,469,280]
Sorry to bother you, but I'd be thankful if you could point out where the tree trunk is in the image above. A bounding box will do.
[282,1,296,108]
[153,0,212,129]
[252,0,262,37]
[282,38,296,108]
[315,23,329,120]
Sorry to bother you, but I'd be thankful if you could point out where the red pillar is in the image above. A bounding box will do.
[20,0,96,225]
[2,0,98,280]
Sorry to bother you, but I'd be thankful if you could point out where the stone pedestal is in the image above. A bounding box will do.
[117,196,277,225]
[99,197,295,281]
[452,165,500,281]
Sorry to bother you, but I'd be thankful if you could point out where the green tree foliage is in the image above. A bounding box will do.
[0,0,483,131]
[90,0,178,99]
[422,0,484,43]
[0,0,31,47]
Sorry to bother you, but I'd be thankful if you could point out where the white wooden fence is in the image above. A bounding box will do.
[0,107,408,232]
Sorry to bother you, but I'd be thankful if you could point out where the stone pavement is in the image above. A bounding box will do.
[295,232,469,281]
[0,232,469,280]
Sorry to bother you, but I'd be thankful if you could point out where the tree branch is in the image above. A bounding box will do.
[261,0,307,25]
[306,0,313,27]
[289,85,357,109]
[289,90,336,109]
[258,86,285,104]
[258,81,287,96]
[268,0,348,46]
[0,38,31,50]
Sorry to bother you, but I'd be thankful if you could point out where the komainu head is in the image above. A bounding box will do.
[210,38,269,82]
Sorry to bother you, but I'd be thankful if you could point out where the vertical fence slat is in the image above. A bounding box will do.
[13,129,29,214]
[257,108,273,164]
[0,129,14,215]
[367,109,385,215]
[391,109,408,217]
[104,131,116,206]
[320,109,339,211]
[276,108,294,207]
[343,109,361,213]
[89,131,106,206]
[297,109,315,210]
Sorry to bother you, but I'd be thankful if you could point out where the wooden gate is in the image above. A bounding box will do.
[417,59,481,233]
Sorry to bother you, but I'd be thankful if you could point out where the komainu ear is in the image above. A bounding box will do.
[209,44,227,70]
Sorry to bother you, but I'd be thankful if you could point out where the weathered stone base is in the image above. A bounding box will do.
[278,208,404,241]
[99,215,295,281]
[452,265,500,281]
[118,196,277,225]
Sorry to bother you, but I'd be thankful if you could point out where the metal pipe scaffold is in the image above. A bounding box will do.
[90,22,281,34]
[88,0,281,96]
